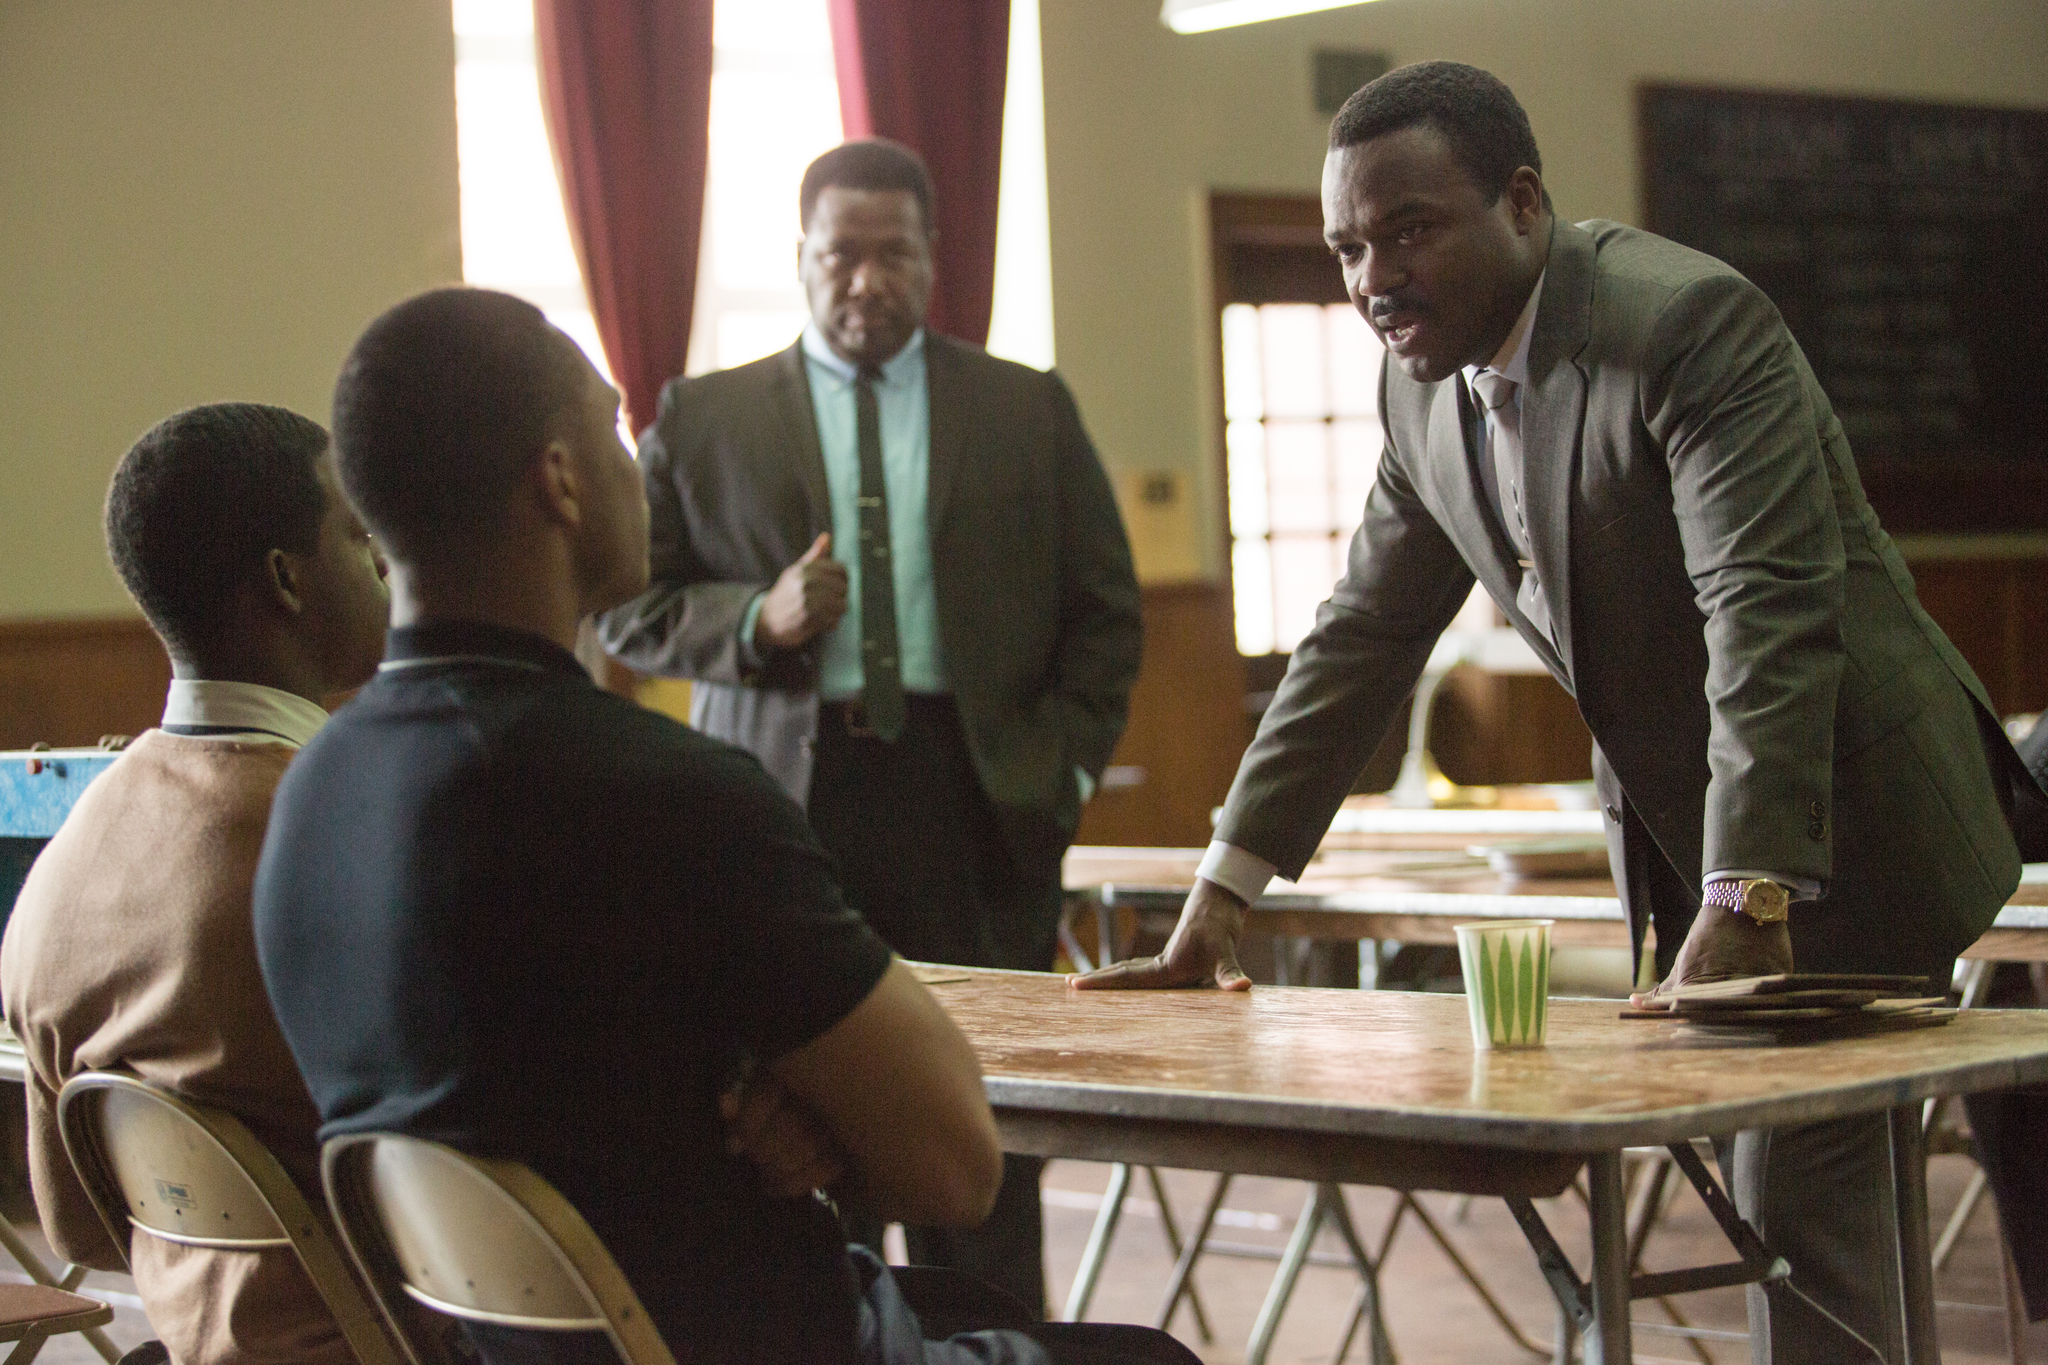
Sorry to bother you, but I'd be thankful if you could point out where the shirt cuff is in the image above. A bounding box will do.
[1198,841,1277,906]
[738,592,768,670]
[1705,870,1821,902]
[1076,766,1095,804]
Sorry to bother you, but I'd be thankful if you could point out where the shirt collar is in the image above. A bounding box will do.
[800,322,926,388]
[380,619,589,680]
[1463,271,1544,391]
[161,680,330,748]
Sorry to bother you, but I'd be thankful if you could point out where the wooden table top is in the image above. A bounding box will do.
[936,967,2048,1155]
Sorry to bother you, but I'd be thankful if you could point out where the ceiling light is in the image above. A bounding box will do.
[1160,0,1378,34]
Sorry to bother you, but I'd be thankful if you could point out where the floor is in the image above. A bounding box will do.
[1036,1153,2046,1364]
[9,1151,2040,1364]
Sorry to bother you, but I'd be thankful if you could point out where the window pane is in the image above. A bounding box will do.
[1327,303,1384,418]
[1270,534,1337,652]
[1225,419,1268,539]
[1264,420,1332,534]
[706,62,842,291]
[717,310,808,369]
[714,0,835,50]
[1259,304,1328,419]
[452,0,613,384]
[1332,418,1382,536]
[1232,538,1275,656]
[1221,303,1263,422]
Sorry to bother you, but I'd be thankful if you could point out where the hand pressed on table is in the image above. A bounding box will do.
[1070,876,1253,991]
[1629,899,1795,1008]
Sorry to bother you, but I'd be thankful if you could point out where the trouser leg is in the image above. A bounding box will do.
[1717,1118,1906,1365]
[813,698,1063,1323]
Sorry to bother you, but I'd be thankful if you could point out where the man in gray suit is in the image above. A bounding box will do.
[600,139,1142,1316]
[1080,63,2043,1363]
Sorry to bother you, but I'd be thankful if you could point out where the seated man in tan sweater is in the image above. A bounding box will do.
[1,403,389,1365]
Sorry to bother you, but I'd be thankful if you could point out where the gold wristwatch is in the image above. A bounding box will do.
[1701,877,1791,924]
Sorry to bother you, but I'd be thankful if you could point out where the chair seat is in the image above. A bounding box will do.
[0,1283,115,1340]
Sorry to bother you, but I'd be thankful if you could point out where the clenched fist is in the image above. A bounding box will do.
[757,532,849,652]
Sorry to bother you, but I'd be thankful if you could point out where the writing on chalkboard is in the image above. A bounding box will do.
[1640,85,2048,472]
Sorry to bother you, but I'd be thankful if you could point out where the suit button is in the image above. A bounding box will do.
[1810,800,1826,818]
[1603,804,1620,822]
[1809,820,1827,840]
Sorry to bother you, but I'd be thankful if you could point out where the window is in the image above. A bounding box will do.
[451,0,611,378]
[451,0,1054,383]
[686,0,844,375]
[1221,301,1385,655]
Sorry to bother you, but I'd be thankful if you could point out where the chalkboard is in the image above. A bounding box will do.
[1639,85,2048,528]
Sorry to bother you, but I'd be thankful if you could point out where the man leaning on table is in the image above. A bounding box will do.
[1079,62,2048,1365]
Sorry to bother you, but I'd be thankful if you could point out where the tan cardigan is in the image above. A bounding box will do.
[1,732,354,1365]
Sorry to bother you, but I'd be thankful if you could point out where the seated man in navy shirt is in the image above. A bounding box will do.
[252,287,1195,1365]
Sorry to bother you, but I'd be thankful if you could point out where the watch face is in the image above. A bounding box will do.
[1741,880,1790,923]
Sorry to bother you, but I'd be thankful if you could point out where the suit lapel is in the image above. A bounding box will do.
[770,343,832,533]
[1519,221,1596,672]
[923,334,968,536]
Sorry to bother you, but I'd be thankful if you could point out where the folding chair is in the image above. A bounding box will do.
[322,1132,674,1365]
[0,1283,113,1365]
[55,1072,401,1365]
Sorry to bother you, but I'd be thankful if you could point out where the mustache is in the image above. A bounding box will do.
[1367,292,1426,325]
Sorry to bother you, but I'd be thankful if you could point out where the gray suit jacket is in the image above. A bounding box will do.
[598,334,1142,871]
[1218,220,2036,967]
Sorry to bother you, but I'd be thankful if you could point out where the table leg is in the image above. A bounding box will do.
[1246,1183,1331,1365]
[1889,1105,1940,1365]
[1141,1165,1215,1343]
[1586,1151,1632,1365]
[1155,1173,1230,1334]
[1062,1161,1132,1322]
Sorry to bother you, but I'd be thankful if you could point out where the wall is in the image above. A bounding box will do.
[1039,0,2048,582]
[0,0,463,623]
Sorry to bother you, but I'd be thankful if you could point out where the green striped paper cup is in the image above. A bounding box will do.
[1454,919,1555,1050]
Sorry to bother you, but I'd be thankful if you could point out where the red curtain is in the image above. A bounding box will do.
[827,0,1011,346]
[533,0,713,434]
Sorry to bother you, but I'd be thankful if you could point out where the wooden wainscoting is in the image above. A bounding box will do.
[1905,551,2048,717]
[0,617,171,750]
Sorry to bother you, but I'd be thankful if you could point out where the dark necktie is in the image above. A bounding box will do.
[854,366,906,742]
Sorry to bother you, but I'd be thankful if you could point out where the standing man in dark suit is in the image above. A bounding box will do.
[599,139,1142,1316]
[1080,63,2045,1364]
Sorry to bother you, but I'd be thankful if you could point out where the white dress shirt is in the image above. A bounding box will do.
[160,680,329,749]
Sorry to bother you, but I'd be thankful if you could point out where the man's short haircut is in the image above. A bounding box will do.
[799,138,935,233]
[1329,61,1549,209]
[331,287,587,562]
[105,403,331,662]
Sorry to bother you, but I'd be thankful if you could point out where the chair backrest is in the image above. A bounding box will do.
[56,1071,402,1365]
[322,1133,676,1365]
